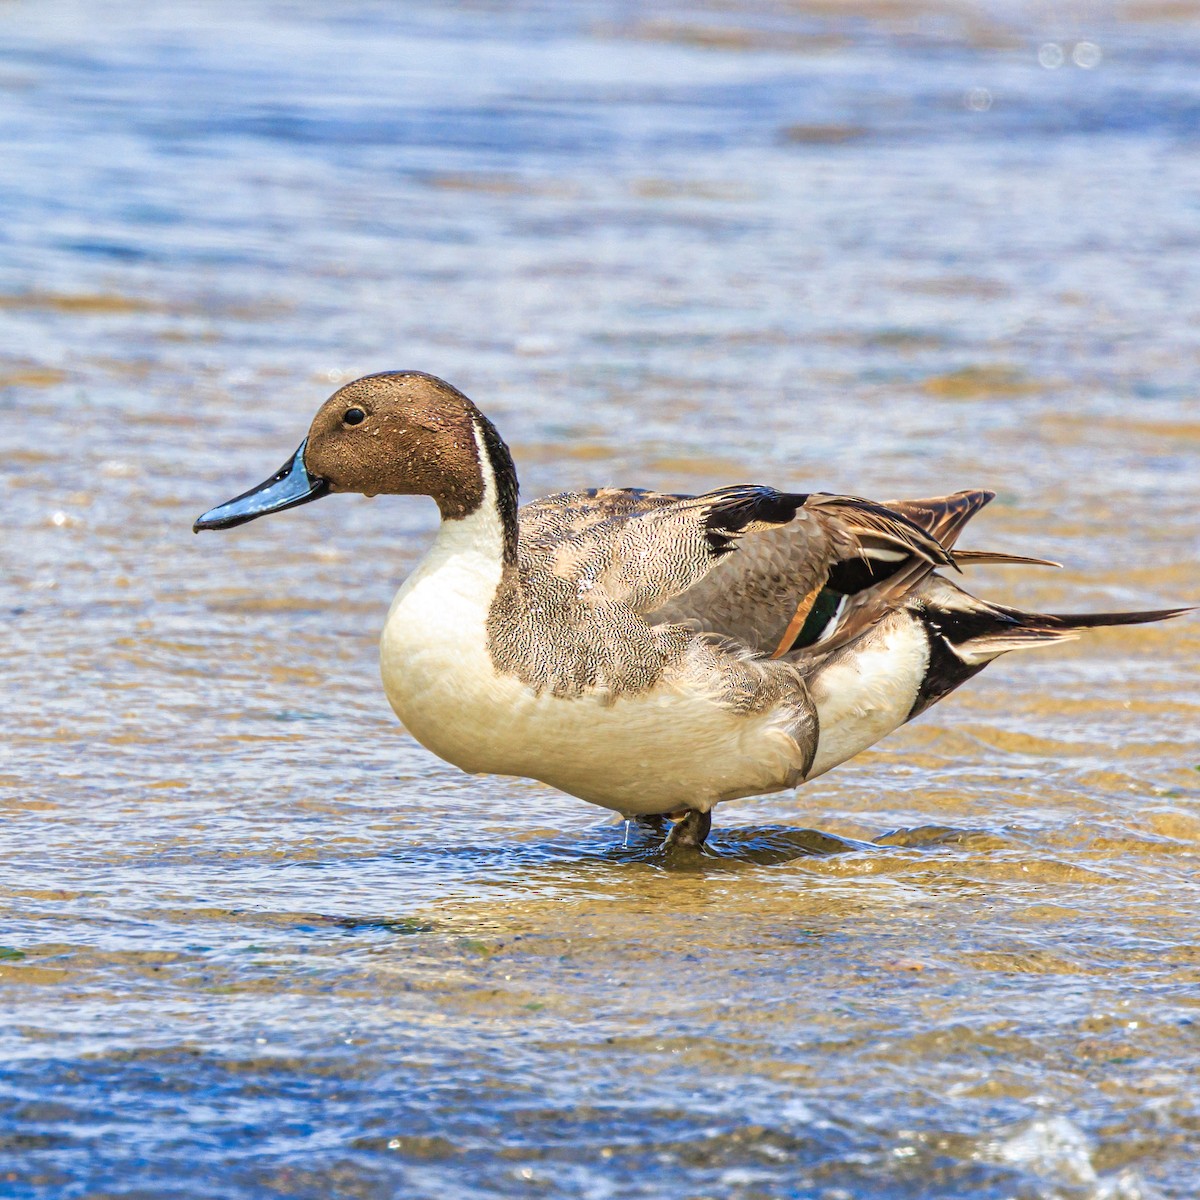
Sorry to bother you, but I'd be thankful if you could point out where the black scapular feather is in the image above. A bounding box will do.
[703,487,809,556]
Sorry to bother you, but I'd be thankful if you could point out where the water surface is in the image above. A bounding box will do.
[2,2,1199,1197]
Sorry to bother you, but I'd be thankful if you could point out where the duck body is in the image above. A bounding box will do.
[195,372,1191,846]
[377,426,813,816]
[381,567,808,817]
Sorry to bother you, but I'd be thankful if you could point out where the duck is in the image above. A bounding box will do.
[194,371,1190,849]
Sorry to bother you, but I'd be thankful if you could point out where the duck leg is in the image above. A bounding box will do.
[633,813,667,835]
[664,808,711,850]
[623,813,667,847]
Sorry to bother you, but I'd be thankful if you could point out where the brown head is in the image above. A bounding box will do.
[193,372,518,552]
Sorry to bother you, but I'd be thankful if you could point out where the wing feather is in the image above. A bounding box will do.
[515,482,1053,663]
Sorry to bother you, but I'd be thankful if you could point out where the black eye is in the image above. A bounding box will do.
[343,407,366,426]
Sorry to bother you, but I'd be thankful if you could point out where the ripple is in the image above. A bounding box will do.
[3,1,1200,1196]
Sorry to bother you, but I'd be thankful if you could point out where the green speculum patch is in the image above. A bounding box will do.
[790,588,845,651]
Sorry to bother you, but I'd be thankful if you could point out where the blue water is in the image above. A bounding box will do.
[2,2,1199,1198]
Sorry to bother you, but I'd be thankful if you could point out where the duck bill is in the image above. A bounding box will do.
[193,441,330,532]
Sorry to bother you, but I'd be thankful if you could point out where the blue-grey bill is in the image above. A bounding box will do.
[193,441,329,532]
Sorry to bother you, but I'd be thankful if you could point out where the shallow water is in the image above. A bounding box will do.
[2,1,1199,1196]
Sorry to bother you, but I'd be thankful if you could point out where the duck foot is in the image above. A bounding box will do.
[663,808,711,850]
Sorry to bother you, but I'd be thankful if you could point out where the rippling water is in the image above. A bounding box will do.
[2,2,1199,1197]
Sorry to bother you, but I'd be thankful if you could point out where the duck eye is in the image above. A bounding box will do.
[343,407,366,426]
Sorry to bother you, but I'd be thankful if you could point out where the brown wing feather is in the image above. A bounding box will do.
[647,492,958,654]
[768,493,1000,661]
[887,490,1062,567]
[517,484,1047,663]
[883,489,994,549]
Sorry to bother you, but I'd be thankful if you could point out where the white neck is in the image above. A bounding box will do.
[425,418,508,571]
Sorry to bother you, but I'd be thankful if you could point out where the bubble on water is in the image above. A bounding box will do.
[1073,41,1102,69]
[1096,1167,1168,1199]
[989,1115,1097,1186]
[781,1097,816,1123]
[965,88,992,112]
[720,1168,766,1187]
[1038,43,1064,69]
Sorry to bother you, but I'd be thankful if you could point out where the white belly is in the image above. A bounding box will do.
[378,534,802,815]
[805,612,929,780]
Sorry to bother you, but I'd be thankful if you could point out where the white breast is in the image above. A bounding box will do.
[379,482,513,763]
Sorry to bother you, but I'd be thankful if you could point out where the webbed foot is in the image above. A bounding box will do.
[663,808,711,850]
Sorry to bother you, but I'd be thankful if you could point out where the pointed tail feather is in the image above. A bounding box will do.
[1034,606,1195,629]
[907,579,1193,719]
[954,549,1063,569]
[946,602,1193,665]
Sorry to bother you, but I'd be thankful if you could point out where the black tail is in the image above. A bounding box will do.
[1027,606,1195,631]
[907,578,1193,720]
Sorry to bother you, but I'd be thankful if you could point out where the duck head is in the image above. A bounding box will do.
[194,371,514,532]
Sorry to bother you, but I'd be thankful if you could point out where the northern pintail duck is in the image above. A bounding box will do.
[195,372,1190,848]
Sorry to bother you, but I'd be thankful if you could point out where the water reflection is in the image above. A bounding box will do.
[2,1,1199,1198]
